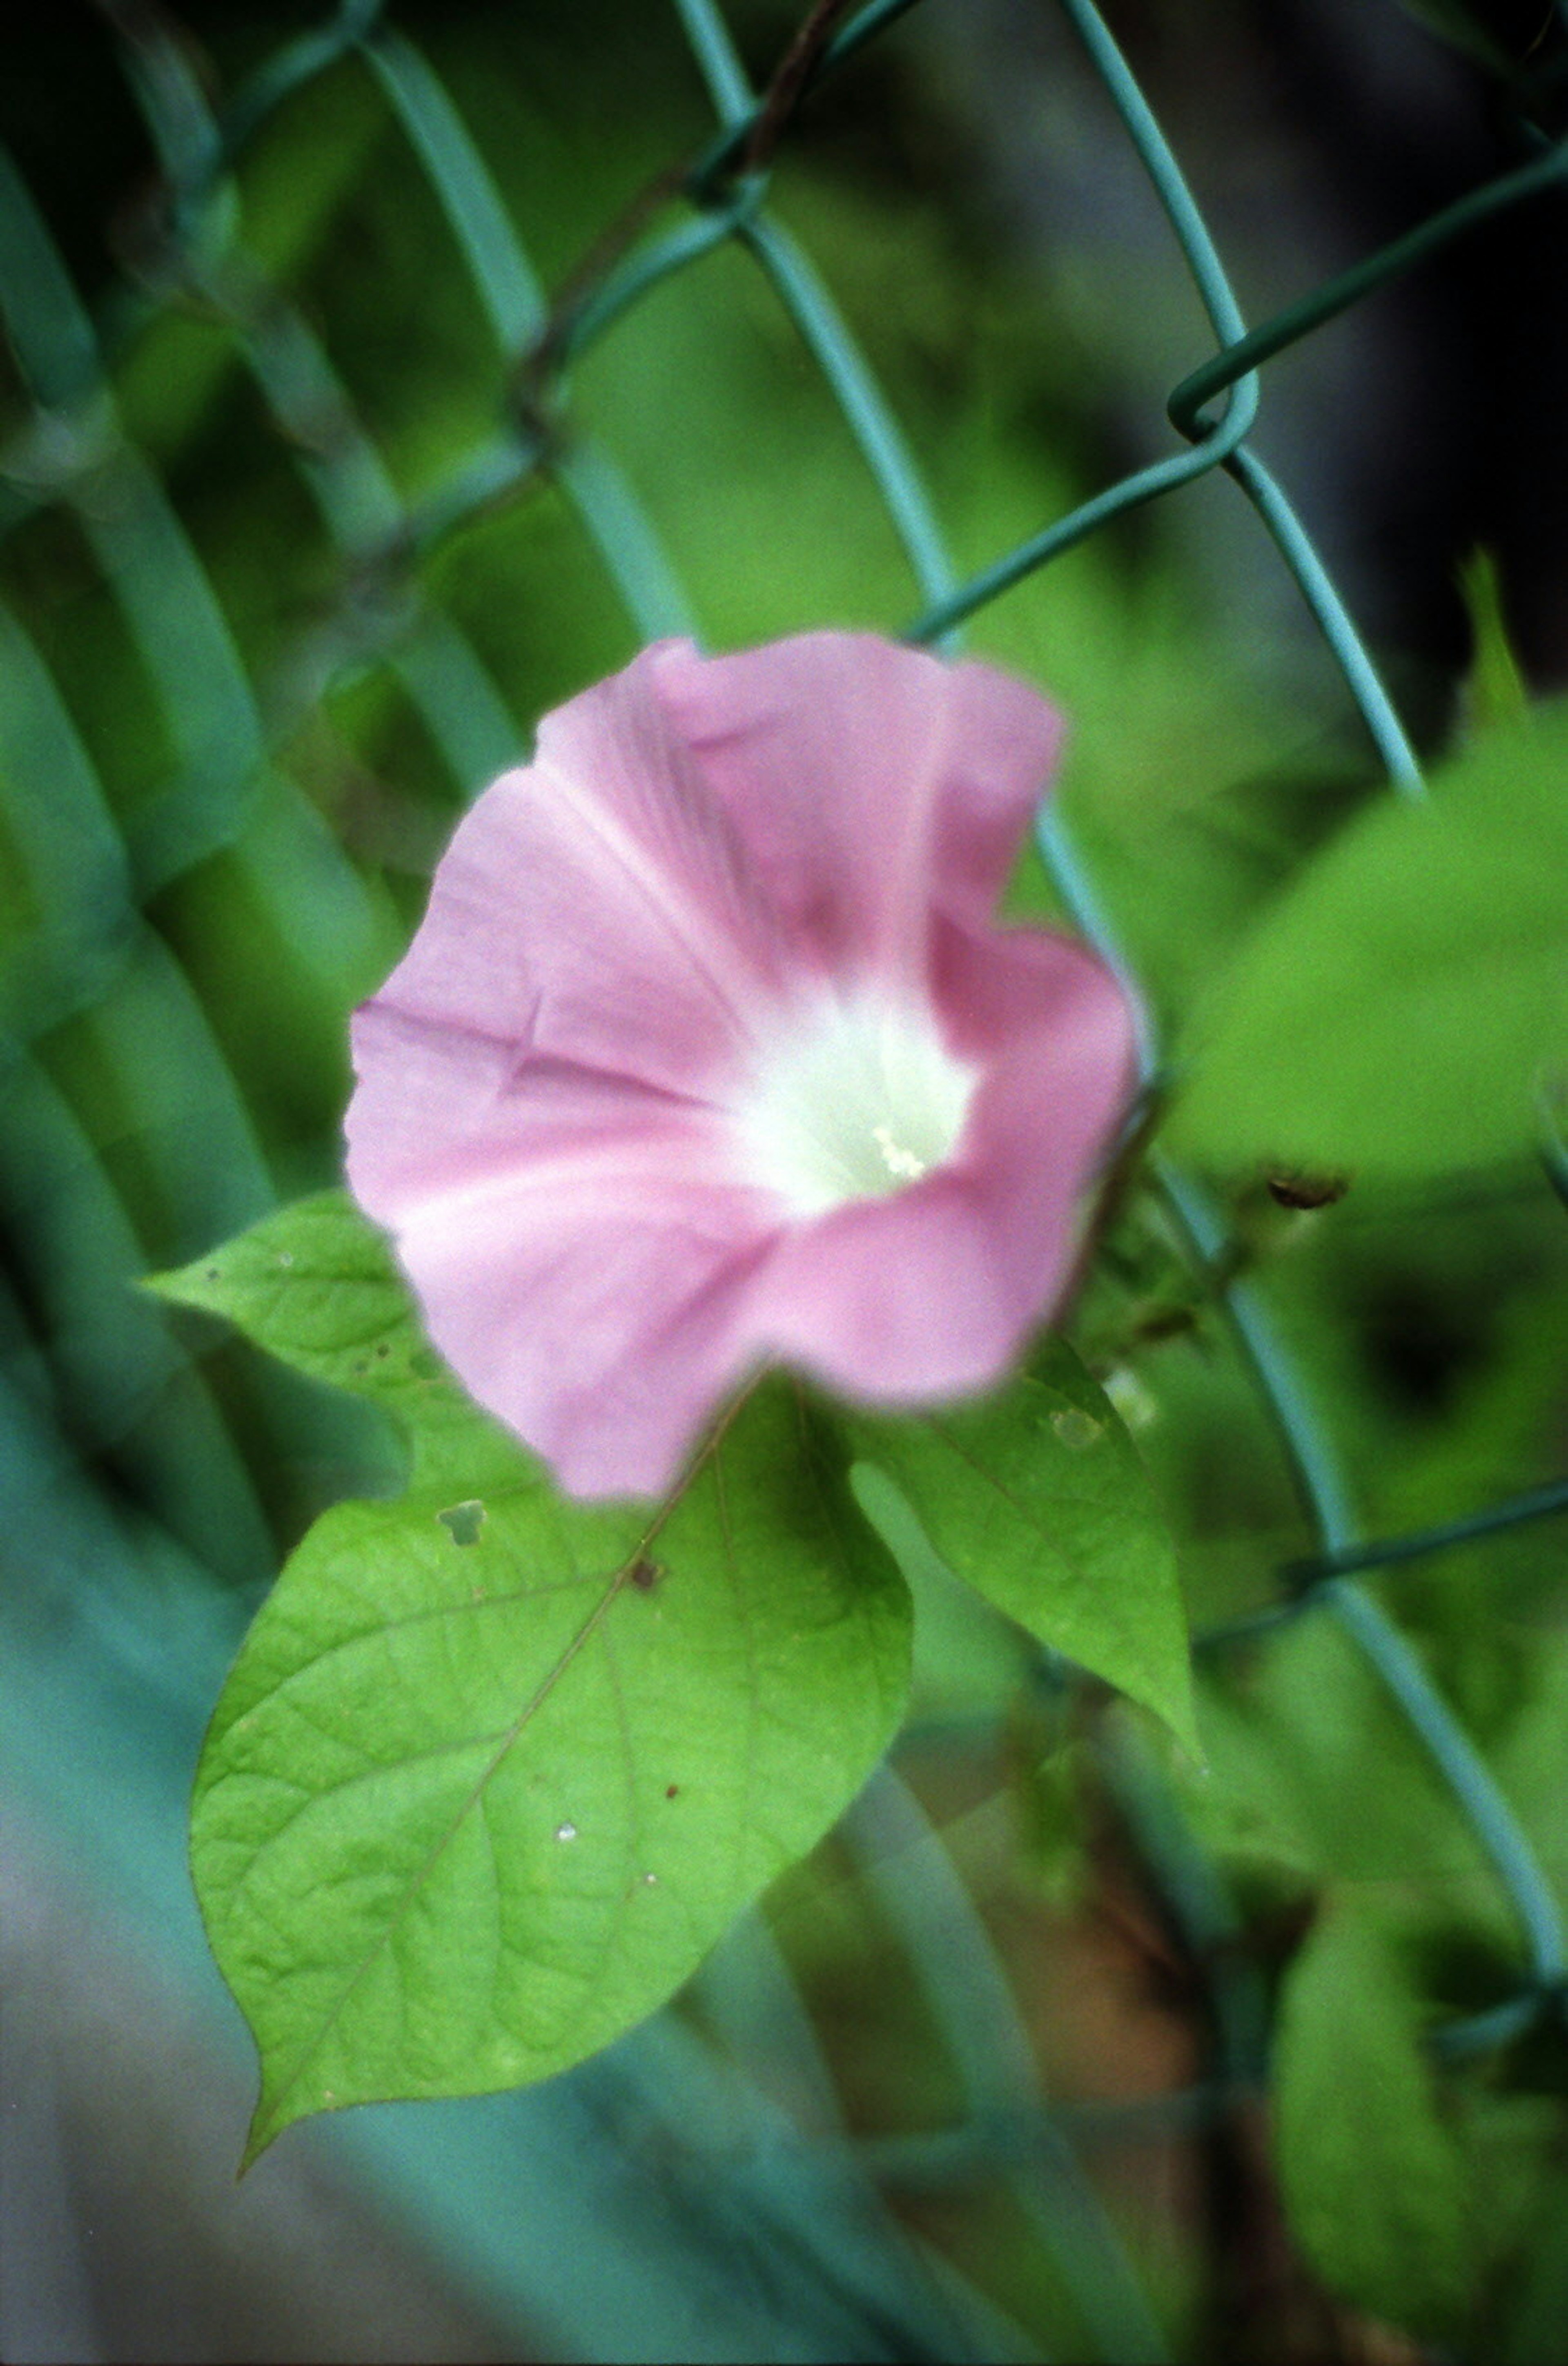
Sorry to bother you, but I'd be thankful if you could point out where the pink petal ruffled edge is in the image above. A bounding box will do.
[650,633,1065,993]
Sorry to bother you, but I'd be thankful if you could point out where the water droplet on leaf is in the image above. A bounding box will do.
[1051,1407,1103,1450]
[555,1821,578,1842]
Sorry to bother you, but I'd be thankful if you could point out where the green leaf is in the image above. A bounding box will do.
[1274,1906,1479,2338]
[1166,706,1568,1176]
[156,1197,911,2154]
[1459,549,1529,734]
[1493,2140,1568,2366]
[202,1380,908,2160]
[1389,0,1528,77]
[1180,1615,1497,1913]
[851,1339,1196,1756]
[146,1187,521,1490]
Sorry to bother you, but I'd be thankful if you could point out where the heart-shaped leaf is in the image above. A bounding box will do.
[154,1196,911,2155]
[851,1339,1195,1755]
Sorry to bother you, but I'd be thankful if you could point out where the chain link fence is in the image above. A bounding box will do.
[4,1,1568,2356]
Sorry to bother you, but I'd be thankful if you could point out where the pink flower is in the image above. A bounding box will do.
[345,633,1138,1501]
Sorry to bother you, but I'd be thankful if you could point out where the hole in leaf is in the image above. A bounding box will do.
[438,1499,486,1546]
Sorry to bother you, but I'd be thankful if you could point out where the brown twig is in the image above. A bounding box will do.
[743,0,860,176]
[517,0,857,407]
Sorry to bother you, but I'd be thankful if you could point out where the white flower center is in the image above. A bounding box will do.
[733,993,976,1217]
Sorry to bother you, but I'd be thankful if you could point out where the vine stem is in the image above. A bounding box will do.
[1165,1168,1567,1989]
[1031,0,1568,2006]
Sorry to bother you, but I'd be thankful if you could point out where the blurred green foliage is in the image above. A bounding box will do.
[4,2,1568,2358]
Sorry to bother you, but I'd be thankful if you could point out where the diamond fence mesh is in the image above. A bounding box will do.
[4,1,1568,2357]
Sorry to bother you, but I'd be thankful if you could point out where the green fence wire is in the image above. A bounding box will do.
[4,0,1567,2354]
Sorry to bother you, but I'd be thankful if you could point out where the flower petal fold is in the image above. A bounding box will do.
[361,643,781,1109]
[389,1150,777,1501]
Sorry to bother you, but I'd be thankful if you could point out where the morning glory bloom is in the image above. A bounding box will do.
[345,633,1138,1500]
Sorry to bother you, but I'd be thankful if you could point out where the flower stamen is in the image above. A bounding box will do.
[872,1123,927,1183]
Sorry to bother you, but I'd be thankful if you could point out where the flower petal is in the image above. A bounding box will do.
[650,633,1064,992]
[389,1146,779,1501]
[365,642,783,1107]
[346,987,784,1498]
[741,920,1138,1405]
[345,633,1137,1502]
[346,999,720,1225]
